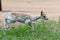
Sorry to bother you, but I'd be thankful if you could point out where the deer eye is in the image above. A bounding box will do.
[43,16,46,18]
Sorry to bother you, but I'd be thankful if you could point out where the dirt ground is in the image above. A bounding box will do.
[0,0,60,27]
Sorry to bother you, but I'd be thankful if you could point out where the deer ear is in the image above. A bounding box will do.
[41,10,43,15]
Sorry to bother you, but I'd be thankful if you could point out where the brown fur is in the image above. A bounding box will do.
[11,12,33,20]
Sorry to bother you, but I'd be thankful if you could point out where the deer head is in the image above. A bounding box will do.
[41,10,48,20]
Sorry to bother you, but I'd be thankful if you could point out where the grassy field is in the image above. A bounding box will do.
[0,19,60,40]
[1,0,60,40]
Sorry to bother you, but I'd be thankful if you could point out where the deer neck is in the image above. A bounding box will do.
[32,14,41,21]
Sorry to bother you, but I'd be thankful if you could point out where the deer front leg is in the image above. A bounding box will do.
[30,22,35,31]
[25,19,35,31]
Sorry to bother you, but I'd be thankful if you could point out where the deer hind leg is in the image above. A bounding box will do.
[4,19,7,29]
[4,19,10,29]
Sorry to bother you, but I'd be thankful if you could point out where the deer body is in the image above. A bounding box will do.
[3,11,48,30]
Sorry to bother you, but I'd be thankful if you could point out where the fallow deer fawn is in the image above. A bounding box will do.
[3,11,48,30]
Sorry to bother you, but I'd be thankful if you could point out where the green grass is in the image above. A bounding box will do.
[0,20,60,40]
